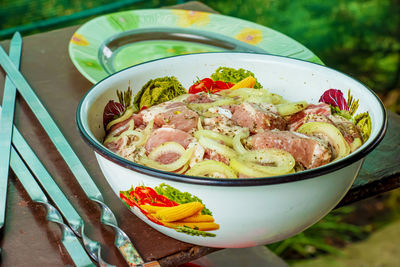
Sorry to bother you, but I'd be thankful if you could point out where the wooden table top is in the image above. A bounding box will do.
[0,1,399,266]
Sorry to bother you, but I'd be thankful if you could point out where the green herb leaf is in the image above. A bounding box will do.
[175,226,216,237]
[133,76,187,110]
[210,67,262,88]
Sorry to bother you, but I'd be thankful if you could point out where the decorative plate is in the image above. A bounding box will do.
[68,9,323,84]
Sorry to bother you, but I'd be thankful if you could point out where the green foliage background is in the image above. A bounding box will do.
[203,0,400,97]
[1,0,399,98]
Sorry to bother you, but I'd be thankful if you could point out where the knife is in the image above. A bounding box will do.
[10,146,94,267]
[0,32,21,236]
[0,43,154,266]
[4,104,114,267]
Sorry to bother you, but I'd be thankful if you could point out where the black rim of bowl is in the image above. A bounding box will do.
[76,52,388,187]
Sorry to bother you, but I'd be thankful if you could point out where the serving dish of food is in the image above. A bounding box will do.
[77,52,386,248]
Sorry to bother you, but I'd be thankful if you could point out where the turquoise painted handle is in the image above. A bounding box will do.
[0,43,145,266]
[10,147,95,267]
[5,107,114,266]
[0,44,101,199]
[0,32,21,229]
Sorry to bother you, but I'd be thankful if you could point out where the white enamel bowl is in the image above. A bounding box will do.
[77,52,387,248]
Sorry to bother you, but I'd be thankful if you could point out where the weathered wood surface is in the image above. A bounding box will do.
[337,111,400,207]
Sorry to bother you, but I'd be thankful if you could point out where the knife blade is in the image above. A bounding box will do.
[10,146,94,267]
[0,32,21,232]
[0,43,150,266]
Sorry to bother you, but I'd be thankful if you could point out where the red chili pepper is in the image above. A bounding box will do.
[155,195,179,206]
[136,186,158,199]
[213,80,233,90]
[123,186,179,212]
[188,78,214,94]
[188,78,235,94]
[120,193,136,207]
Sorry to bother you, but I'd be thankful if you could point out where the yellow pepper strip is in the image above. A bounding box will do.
[229,76,257,90]
[179,214,214,223]
[155,202,204,222]
[163,222,220,231]
[139,205,168,214]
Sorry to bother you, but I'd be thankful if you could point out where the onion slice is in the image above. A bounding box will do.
[104,119,136,144]
[234,149,295,176]
[186,160,237,178]
[140,144,194,172]
[197,136,237,159]
[197,117,204,130]
[148,142,185,160]
[276,101,308,116]
[232,129,249,154]
[187,97,236,112]
[106,107,134,131]
[194,130,233,147]
[220,88,283,104]
[297,122,350,160]
[135,119,154,148]
[230,158,274,178]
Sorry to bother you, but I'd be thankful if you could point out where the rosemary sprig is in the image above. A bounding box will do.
[117,86,133,108]
[347,90,359,116]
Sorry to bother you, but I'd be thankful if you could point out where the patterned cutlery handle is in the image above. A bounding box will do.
[0,44,154,266]
[93,198,147,266]
[7,117,115,266]
[10,148,94,267]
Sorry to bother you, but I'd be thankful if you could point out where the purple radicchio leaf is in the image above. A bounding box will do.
[319,89,349,111]
[103,100,125,128]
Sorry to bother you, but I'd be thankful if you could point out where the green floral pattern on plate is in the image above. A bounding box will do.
[69,9,323,84]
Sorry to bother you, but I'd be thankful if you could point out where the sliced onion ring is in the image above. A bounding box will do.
[233,129,249,154]
[106,107,134,131]
[197,117,204,130]
[186,160,237,178]
[135,119,154,148]
[194,130,233,147]
[276,101,308,116]
[230,158,275,178]
[297,122,350,160]
[239,149,295,175]
[148,142,185,161]
[140,145,194,172]
[175,164,189,174]
[103,120,137,144]
[197,136,237,159]
[187,97,236,112]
